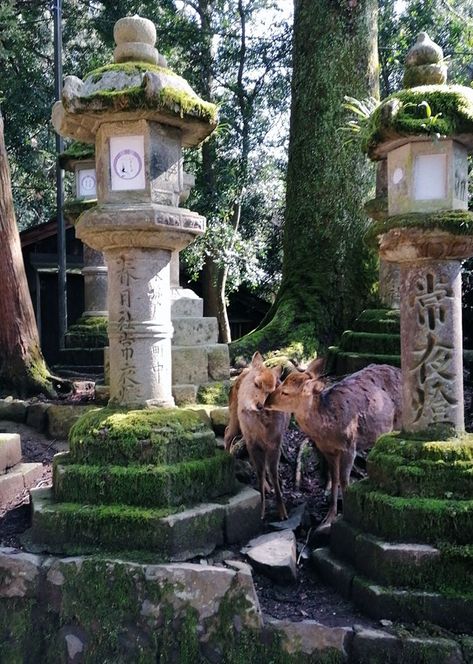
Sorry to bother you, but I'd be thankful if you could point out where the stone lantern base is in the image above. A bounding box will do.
[313,430,473,632]
[28,407,261,559]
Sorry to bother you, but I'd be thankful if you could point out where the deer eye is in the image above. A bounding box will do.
[254,380,262,389]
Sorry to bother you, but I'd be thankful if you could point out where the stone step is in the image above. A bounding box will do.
[344,479,473,545]
[172,346,209,385]
[0,462,44,504]
[30,485,261,560]
[339,331,401,355]
[172,317,218,346]
[54,452,236,508]
[171,288,203,318]
[57,348,105,366]
[330,519,473,595]
[351,576,473,634]
[0,434,22,472]
[312,547,473,633]
[327,350,401,376]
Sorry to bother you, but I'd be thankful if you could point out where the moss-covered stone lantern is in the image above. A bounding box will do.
[52,15,218,408]
[313,34,473,633]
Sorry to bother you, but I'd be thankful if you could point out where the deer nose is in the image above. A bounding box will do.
[256,401,264,411]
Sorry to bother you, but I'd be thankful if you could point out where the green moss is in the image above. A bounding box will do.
[344,479,473,545]
[197,381,230,406]
[69,407,216,465]
[85,61,172,80]
[54,452,235,507]
[32,498,180,554]
[363,84,473,156]
[352,309,400,334]
[63,198,96,223]
[59,141,95,169]
[0,598,43,663]
[366,210,473,246]
[368,433,473,499]
[339,330,400,354]
[73,81,218,124]
[65,316,108,349]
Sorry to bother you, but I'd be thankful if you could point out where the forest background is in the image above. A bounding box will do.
[1,0,472,360]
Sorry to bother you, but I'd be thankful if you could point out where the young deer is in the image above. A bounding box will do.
[265,359,401,525]
[224,352,290,520]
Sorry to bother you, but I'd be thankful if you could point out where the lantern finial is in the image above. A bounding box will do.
[113,15,162,65]
[403,33,447,87]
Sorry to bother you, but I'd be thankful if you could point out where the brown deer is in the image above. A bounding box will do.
[265,360,401,525]
[224,352,290,520]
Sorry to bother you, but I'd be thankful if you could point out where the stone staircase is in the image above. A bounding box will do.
[326,309,401,376]
[171,286,230,405]
[0,434,43,505]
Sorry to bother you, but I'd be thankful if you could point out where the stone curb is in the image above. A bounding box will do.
[0,547,471,663]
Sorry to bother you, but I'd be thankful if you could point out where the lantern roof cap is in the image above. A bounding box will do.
[51,16,218,147]
[59,141,95,170]
[362,84,473,160]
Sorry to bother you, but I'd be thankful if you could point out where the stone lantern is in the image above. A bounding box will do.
[313,34,473,632]
[52,15,218,408]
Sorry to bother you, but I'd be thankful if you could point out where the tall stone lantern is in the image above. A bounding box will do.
[52,16,218,408]
[314,34,473,632]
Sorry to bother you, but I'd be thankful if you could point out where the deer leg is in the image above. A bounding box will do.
[267,446,287,521]
[321,453,340,525]
[247,445,267,520]
[224,417,240,452]
[340,447,356,512]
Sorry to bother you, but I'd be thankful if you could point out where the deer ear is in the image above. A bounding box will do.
[251,351,265,369]
[306,357,325,379]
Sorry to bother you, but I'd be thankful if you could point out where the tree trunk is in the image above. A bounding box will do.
[0,111,59,397]
[231,0,379,361]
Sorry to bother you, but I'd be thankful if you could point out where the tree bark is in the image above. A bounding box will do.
[0,111,59,397]
[231,0,379,361]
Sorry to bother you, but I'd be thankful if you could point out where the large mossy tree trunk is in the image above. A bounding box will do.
[231,0,379,361]
[0,111,59,398]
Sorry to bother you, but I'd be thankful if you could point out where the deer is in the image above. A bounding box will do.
[265,359,401,526]
[224,352,290,520]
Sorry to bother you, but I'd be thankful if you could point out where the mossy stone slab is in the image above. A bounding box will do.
[339,331,401,355]
[30,487,226,559]
[329,520,473,595]
[54,451,236,508]
[69,407,216,465]
[344,480,473,545]
[351,575,473,633]
[330,351,401,375]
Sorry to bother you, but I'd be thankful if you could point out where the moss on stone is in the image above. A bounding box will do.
[32,498,179,553]
[59,141,95,170]
[75,81,218,124]
[366,210,473,246]
[69,407,216,465]
[339,330,400,354]
[353,309,400,334]
[344,479,473,545]
[65,316,108,349]
[85,61,172,80]
[0,598,42,663]
[197,381,230,406]
[54,452,235,508]
[63,198,96,223]
[363,84,473,157]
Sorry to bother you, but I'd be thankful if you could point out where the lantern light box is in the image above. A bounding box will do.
[109,135,146,191]
[387,138,468,215]
[75,161,97,200]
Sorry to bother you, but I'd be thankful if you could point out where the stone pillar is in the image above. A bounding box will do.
[379,259,400,309]
[380,227,473,434]
[399,258,464,432]
[107,247,173,407]
[82,246,108,317]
